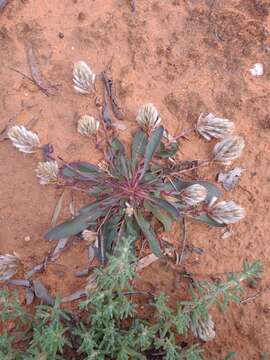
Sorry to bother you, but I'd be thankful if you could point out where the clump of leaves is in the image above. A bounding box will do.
[0,237,262,359]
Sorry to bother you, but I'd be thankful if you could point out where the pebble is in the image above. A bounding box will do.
[249,63,264,77]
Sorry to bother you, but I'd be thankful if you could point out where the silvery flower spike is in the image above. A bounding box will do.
[208,201,245,224]
[0,254,20,282]
[197,113,235,141]
[212,136,245,165]
[78,116,100,137]
[35,161,59,185]
[136,103,161,131]
[8,125,40,153]
[73,61,96,94]
[191,315,216,342]
[179,184,207,206]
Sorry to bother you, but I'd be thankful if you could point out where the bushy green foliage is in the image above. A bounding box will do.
[0,237,262,360]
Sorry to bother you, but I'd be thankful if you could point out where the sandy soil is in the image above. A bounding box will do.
[0,0,270,358]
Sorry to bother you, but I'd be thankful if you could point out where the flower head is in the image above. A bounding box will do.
[73,61,95,94]
[125,202,134,217]
[77,116,100,137]
[8,126,40,153]
[179,184,207,206]
[136,103,161,131]
[197,113,235,141]
[212,136,245,165]
[35,161,59,185]
[0,254,20,282]
[191,315,216,342]
[208,201,245,224]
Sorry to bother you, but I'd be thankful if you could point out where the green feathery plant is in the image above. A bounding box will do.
[0,237,262,359]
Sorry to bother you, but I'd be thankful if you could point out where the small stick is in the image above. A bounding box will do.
[178,217,187,265]
[240,285,270,304]
[8,66,36,84]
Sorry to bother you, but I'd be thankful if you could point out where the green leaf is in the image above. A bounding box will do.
[148,196,179,220]
[131,129,147,172]
[193,214,226,227]
[134,209,162,256]
[60,162,100,182]
[156,142,178,159]
[111,137,125,154]
[140,126,164,180]
[144,201,173,232]
[224,352,236,360]
[71,161,100,174]
[45,202,105,240]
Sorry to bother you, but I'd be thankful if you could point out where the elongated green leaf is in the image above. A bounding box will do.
[45,202,107,240]
[144,201,172,232]
[134,210,161,256]
[71,161,100,174]
[148,196,179,220]
[140,126,164,180]
[45,211,101,240]
[60,163,100,182]
[193,214,225,227]
[131,129,147,171]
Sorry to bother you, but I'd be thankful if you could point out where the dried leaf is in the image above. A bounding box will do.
[33,280,55,306]
[0,0,8,11]
[7,279,30,287]
[136,254,159,272]
[51,192,65,226]
[26,287,35,305]
[25,262,46,279]
[217,167,244,191]
[26,43,56,96]
[74,268,90,277]
[50,238,69,262]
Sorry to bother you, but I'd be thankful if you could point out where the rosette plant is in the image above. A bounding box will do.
[7,61,245,261]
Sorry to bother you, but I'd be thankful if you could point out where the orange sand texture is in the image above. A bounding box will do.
[0,1,270,358]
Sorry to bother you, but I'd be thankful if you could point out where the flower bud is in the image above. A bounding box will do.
[8,126,40,153]
[73,61,95,94]
[191,315,216,342]
[197,113,234,141]
[208,200,245,224]
[212,136,245,165]
[136,103,161,131]
[78,116,100,137]
[35,161,59,185]
[179,184,207,206]
[0,254,20,282]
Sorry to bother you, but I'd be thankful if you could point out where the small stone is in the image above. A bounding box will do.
[58,32,64,39]
[24,236,31,242]
[78,12,86,21]
[249,63,264,76]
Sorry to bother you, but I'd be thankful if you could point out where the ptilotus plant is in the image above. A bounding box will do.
[7,60,245,260]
